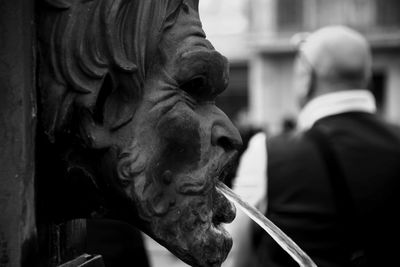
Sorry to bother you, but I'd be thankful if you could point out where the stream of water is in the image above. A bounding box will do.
[216,182,318,267]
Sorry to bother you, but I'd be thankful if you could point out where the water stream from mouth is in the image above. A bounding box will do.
[216,182,318,267]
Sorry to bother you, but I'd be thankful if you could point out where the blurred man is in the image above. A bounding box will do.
[234,26,400,267]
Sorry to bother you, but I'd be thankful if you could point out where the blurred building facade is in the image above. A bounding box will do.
[201,0,400,134]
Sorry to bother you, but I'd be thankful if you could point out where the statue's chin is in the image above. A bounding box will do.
[188,224,233,267]
[157,222,232,267]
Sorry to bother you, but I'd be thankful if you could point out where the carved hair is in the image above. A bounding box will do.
[39,0,188,141]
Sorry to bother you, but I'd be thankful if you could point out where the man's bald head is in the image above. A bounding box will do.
[294,26,372,104]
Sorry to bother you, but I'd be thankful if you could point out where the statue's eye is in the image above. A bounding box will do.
[180,75,213,101]
[181,2,190,13]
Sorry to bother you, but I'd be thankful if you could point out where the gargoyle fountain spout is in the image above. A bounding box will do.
[39,0,240,266]
[38,0,316,266]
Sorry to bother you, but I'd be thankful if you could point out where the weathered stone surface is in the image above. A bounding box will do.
[38,1,242,266]
[0,0,37,266]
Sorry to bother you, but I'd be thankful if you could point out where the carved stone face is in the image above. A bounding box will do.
[39,0,241,266]
[103,4,241,266]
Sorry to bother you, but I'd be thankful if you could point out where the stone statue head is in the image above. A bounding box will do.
[38,0,241,266]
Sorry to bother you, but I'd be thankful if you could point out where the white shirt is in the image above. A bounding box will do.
[232,132,267,205]
[298,89,376,130]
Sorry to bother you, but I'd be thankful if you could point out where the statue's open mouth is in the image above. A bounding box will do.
[211,155,237,225]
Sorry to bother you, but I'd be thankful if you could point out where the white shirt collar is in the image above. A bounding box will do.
[298,90,377,130]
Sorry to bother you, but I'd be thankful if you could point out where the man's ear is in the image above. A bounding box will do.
[82,73,139,149]
[305,68,316,101]
[294,56,313,108]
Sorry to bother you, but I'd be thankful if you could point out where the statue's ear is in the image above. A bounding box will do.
[84,73,139,148]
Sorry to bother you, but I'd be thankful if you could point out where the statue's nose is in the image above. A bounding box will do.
[211,110,242,152]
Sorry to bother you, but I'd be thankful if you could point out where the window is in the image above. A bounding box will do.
[376,0,400,27]
[277,0,304,30]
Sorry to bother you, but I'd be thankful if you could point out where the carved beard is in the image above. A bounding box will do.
[115,108,237,267]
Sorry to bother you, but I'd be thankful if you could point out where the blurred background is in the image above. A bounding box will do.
[202,0,400,135]
[146,0,400,266]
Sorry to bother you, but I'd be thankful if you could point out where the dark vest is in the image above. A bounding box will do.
[255,112,400,267]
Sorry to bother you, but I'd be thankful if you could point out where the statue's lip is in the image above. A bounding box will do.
[212,189,236,225]
[211,152,238,225]
[214,152,238,184]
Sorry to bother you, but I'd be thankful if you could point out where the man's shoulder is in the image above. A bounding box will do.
[320,112,400,145]
[268,130,310,147]
[267,130,316,159]
[385,120,400,136]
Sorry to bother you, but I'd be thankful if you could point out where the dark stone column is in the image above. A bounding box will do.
[0,0,37,266]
